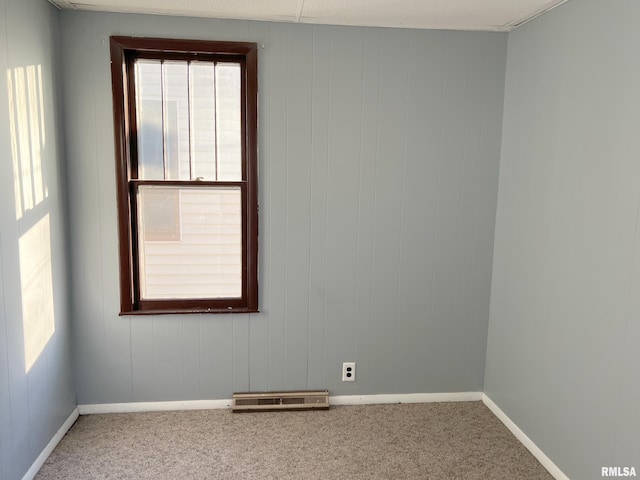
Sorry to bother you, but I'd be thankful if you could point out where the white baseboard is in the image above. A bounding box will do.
[78,399,232,415]
[78,392,482,414]
[22,407,79,480]
[481,394,569,480]
[331,391,483,405]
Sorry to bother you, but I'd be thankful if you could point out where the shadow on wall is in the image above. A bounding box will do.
[6,64,56,374]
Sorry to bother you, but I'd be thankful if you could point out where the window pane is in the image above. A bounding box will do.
[162,61,190,180]
[215,63,241,181]
[141,188,180,241]
[136,60,242,182]
[137,185,242,300]
[135,60,164,180]
[190,62,216,180]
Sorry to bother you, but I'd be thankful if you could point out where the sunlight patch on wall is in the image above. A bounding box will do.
[19,214,55,373]
[7,65,48,220]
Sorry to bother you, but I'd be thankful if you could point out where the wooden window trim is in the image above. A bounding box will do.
[110,36,258,315]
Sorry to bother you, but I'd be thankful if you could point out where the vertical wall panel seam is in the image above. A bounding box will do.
[0,235,15,478]
[128,317,134,397]
[244,9,254,390]
[283,25,289,387]
[265,24,271,392]
[0,3,16,458]
[305,27,315,390]
[429,32,449,328]
[246,314,250,392]
[320,28,333,388]
[475,48,489,375]
[151,319,156,398]
[266,23,274,390]
[353,33,366,365]
[394,34,411,391]
[456,46,472,344]
[197,318,202,397]
[306,25,316,390]
[509,48,525,270]
[368,30,381,384]
[181,319,185,397]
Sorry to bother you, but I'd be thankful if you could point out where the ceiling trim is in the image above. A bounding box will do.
[47,0,75,10]
[507,0,570,29]
[46,0,571,33]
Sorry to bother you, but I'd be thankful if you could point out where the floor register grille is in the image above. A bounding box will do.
[231,390,330,412]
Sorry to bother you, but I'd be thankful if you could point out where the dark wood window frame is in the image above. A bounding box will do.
[110,36,258,315]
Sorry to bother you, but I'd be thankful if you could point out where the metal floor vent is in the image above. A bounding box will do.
[232,390,330,413]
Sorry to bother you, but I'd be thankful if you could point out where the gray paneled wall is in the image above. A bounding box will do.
[0,0,76,479]
[485,0,640,478]
[61,11,507,404]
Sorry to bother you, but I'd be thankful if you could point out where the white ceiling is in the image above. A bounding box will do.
[48,0,570,32]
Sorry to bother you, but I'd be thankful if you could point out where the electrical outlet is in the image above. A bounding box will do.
[342,362,356,382]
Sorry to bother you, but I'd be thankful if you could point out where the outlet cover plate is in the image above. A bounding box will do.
[342,362,356,382]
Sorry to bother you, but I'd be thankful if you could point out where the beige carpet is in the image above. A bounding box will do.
[36,402,553,479]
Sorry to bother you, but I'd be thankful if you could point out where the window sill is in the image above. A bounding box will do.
[119,307,260,316]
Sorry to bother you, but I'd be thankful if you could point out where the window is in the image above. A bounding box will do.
[110,37,258,314]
